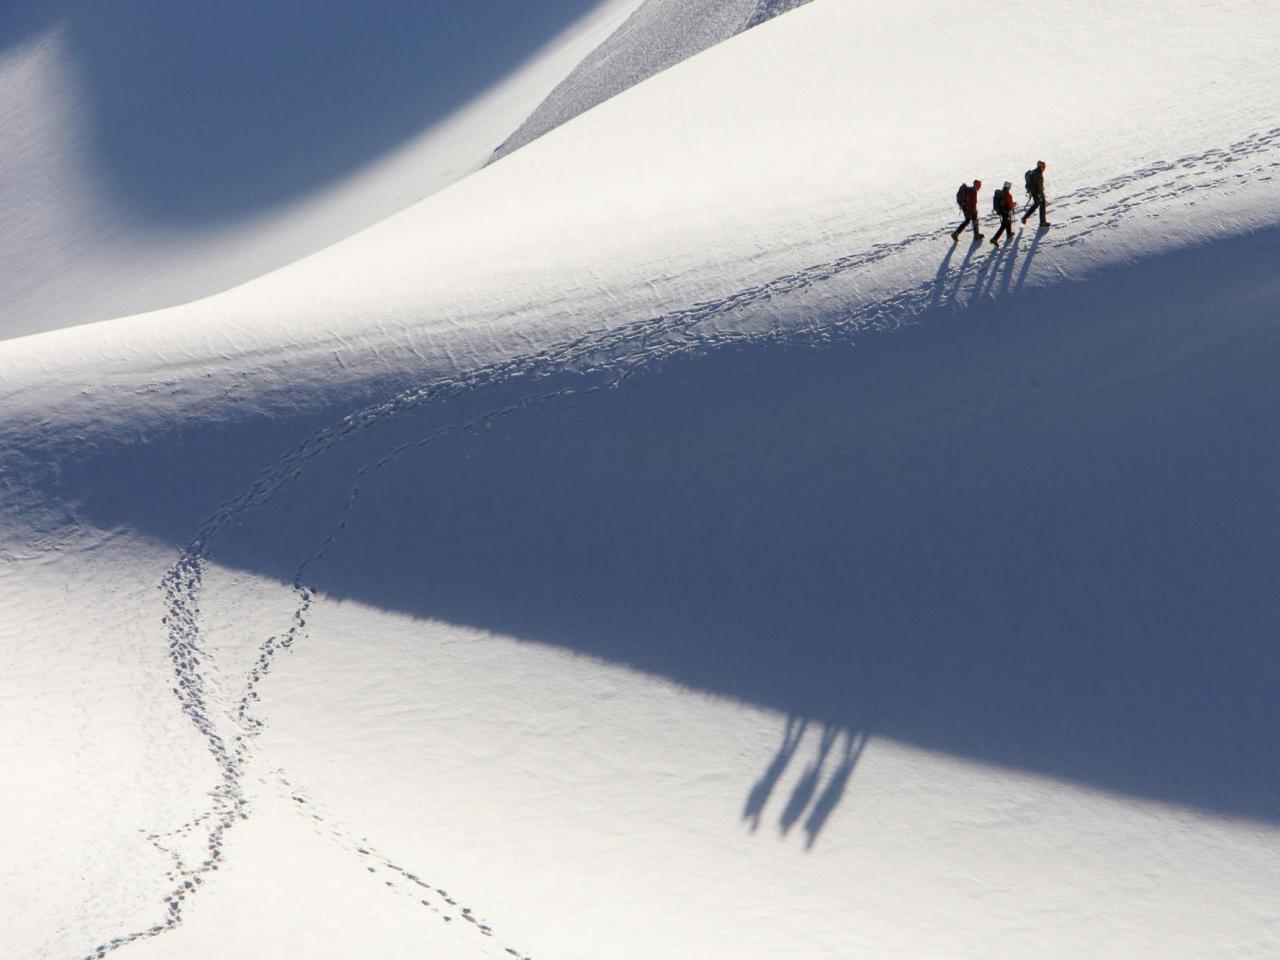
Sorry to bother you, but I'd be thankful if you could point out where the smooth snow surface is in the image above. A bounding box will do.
[4,1,1280,958]
[0,0,644,339]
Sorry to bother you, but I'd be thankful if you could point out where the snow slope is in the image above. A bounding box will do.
[4,1,1280,958]
[490,0,814,161]
[0,0,816,342]
[0,0,644,339]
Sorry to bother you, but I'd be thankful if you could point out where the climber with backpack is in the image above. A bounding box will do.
[950,179,984,244]
[1022,160,1051,229]
[991,181,1017,248]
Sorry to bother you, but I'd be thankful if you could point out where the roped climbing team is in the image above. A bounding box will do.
[952,160,1051,248]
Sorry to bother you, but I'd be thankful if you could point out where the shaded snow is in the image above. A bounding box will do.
[0,0,643,339]
[3,1,1280,959]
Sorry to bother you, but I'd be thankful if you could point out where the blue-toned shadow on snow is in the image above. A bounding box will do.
[0,1,57,51]
[743,714,808,831]
[800,730,865,848]
[38,225,1280,842]
[4,0,601,222]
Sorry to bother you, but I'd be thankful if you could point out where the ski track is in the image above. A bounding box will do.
[74,126,1280,959]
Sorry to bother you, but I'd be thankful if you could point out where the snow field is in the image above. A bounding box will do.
[3,1,1280,958]
[0,0,647,338]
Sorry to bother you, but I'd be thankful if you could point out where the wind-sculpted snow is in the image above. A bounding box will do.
[74,125,1280,957]
[491,0,814,161]
[0,0,638,338]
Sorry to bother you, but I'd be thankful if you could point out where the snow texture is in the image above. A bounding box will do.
[3,1,1280,958]
[490,0,814,162]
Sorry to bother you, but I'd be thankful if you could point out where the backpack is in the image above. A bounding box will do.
[956,184,970,212]
[1024,169,1036,195]
[992,189,1004,215]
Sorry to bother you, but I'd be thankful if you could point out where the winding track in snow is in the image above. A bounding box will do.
[76,125,1280,959]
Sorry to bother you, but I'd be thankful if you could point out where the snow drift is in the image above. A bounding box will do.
[0,0,814,341]
[0,0,642,338]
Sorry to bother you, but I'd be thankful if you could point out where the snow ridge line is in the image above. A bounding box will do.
[744,0,814,31]
[77,125,1280,959]
[166,123,1280,573]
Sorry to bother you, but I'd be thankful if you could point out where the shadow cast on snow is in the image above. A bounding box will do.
[40,226,1280,844]
[2,0,600,222]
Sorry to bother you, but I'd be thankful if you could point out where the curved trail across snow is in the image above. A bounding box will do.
[76,125,1280,959]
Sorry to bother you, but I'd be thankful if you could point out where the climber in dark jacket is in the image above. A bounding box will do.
[1022,160,1051,228]
[951,179,984,243]
[991,181,1016,247]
